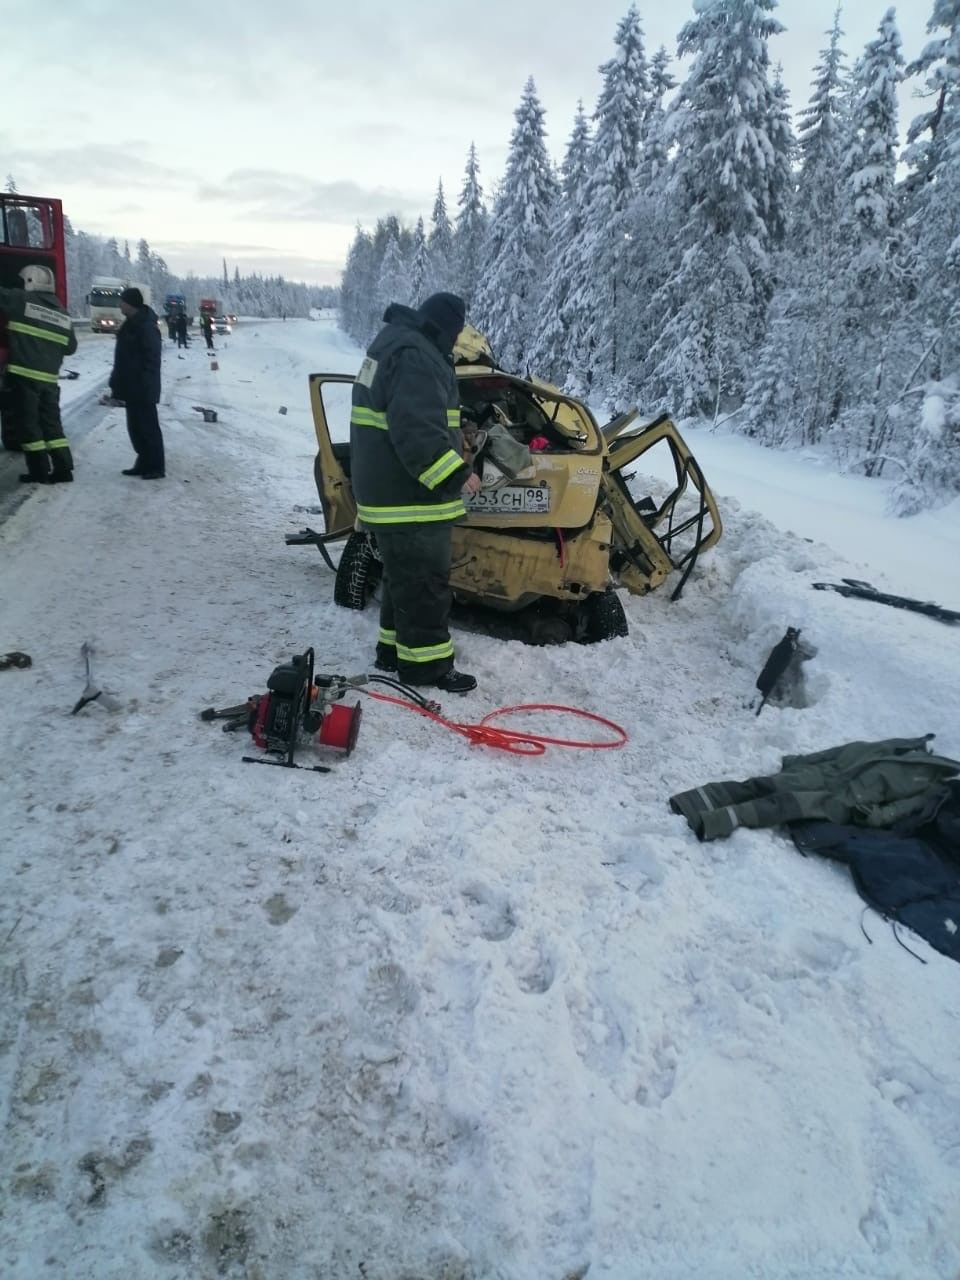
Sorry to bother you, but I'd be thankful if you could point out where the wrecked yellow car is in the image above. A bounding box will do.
[289,328,721,643]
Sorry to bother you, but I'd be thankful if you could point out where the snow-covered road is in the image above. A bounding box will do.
[1,317,958,1280]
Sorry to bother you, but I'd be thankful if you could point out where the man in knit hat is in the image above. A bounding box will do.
[107,287,165,479]
[349,292,480,694]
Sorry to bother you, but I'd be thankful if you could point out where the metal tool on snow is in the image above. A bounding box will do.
[72,641,104,714]
[754,627,801,716]
[813,579,960,625]
[71,641,118,714]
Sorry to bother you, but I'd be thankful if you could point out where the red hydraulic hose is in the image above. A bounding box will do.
[366,692,628,757]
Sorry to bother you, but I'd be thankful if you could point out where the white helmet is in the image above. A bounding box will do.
[19,264,56,293]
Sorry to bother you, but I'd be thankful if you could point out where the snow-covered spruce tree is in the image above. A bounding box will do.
[639,45,676,187]
[794,7,848,250]
[453,143,488,311]
[904,0,960,190]
[833,8,906,477]
[742,65,806,445]
[376,228,412,316]
[608,46,676,409]
[890,0,960,508]
[562,5,649,402]
[410,216,429,307]
[847,8,904,284]
[474,78,558,372]
[641,0,788,417]
[528,102,592,385]
[427,180,455,295]
[339,225,378,344]
[755,8,853,445]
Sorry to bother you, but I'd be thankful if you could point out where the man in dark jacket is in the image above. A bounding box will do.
[350,292,480,694]
[0,264,77,483]
[109,287,164,479]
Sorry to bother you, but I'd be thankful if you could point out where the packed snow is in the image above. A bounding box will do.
[1,316,958,1280]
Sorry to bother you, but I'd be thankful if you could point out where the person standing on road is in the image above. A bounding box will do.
[108,287,164,479]
[350,292,480,694]
[200,312,214,351]
[175,312,188,349]
[0,264,77,484]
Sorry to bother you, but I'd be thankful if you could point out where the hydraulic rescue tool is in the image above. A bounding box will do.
[200,646,629,773]
[199,647,439,773]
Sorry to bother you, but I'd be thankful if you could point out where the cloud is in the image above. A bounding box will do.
[0,136,194,192]
[197,169,425,222]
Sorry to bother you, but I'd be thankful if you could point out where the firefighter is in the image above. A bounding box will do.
[350,292,480,694]
[0,264,77,483]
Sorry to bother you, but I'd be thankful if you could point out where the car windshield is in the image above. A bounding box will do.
[90,289,122,307]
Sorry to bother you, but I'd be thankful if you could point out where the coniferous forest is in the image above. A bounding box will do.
[339,1,960,514]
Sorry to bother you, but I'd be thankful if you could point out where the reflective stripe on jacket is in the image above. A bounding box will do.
[0,287,77,381]
[350,303,468,527]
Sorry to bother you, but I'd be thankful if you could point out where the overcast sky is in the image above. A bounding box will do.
[3,0,933,285]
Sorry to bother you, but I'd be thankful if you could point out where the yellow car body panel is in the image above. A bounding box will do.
[306,344,721,615]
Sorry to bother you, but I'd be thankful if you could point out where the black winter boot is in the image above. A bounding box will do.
[432,669,477,694]
[374,645,398,672]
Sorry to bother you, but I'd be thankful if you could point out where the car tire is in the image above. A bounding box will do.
[579,589,629,643]
[528,612,574,646]
[334,531,381,611]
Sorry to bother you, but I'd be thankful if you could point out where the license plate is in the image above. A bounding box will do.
[465,485,550,515]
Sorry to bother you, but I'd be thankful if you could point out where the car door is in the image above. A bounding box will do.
[601,412,722,591]
[308,373,358,537]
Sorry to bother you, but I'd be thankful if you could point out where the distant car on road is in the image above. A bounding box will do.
[225,313,238,324]
[213,317,232,335]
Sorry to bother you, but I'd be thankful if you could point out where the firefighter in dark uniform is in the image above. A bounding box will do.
[350,292,480,693]
[0,264,77,483]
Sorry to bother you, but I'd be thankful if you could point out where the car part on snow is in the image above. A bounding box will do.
[278,406,288,415]
[0,650,31,670]
[71,641,118,714]
[191,405,218,423]
[60,369,79,380]
[296,347,723,645]
[755,627,801,716]
[753,627,818,715]
[813,579,960,625]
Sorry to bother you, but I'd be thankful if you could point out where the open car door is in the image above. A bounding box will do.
[600,412,723,598]
[308,373,358,538]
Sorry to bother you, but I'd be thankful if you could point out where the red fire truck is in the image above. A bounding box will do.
[0,192,68,450]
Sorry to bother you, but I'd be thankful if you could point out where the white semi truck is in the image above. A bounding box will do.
[89,276,151,333]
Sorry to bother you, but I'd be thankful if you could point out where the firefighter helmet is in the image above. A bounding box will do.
[19,264,56,293]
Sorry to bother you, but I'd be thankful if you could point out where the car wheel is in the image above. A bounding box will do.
[579,590,628,643]
[528,612,573,646]
[334,531,381,610]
